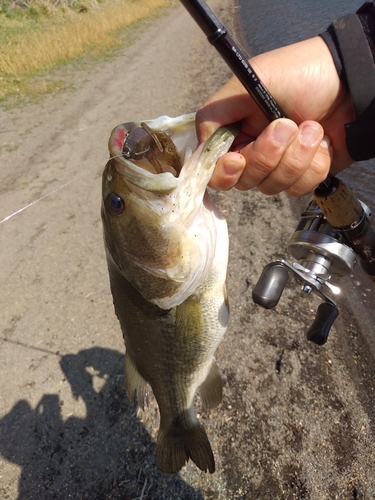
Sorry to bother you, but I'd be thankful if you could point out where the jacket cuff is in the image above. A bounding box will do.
[320,2,375,161]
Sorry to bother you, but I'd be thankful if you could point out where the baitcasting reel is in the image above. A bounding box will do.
[252,182,373,346]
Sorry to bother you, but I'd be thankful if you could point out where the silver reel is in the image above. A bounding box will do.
[252,198,371,345]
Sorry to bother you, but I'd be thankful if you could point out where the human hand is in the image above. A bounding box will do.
[196,36,355,196]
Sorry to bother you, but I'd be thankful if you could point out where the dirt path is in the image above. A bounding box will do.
[1,1,375,499]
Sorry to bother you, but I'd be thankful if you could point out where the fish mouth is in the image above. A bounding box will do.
[107,114,197,194]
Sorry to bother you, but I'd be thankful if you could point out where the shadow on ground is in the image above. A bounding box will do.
[0,347,203,500]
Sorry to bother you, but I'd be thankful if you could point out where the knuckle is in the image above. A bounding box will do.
[278,154,307,182]
[251,150,278,176]
[258,184,279,196]
[286,183,308,197]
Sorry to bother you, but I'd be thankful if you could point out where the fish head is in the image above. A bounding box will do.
[101,113,238,308]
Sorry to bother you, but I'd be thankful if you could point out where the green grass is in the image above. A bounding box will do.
[0,0,173,105]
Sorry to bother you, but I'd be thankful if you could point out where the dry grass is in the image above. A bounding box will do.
[0,0,171,101]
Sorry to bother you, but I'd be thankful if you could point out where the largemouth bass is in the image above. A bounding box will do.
[101,113,237,474]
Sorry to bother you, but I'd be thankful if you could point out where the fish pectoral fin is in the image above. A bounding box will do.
[199,362,223,410]
[125,352,150,410]
[156,422,215,474]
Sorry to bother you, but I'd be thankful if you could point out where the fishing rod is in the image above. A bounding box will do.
[180,0,375,345]
[179,0,285,122]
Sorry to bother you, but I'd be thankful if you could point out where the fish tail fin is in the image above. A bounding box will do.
[199,361,223,410]
[156,422,215,474]
[125,351,150,409]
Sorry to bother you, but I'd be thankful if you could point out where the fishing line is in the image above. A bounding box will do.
[1,337,63,357]
[0,175,90,225]
[0,155,122,226]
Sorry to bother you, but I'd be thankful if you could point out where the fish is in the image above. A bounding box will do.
[101,113,238,474]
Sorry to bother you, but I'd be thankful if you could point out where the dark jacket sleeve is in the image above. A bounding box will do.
[321,2,375,161]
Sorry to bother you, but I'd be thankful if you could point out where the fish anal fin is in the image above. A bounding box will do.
[199,362,223,410]
[125,352,150,410]
[156,423,215,474]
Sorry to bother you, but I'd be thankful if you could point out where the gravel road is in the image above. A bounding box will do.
[1,1,375,499]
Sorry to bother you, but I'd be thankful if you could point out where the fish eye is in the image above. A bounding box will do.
[106,193,124,215]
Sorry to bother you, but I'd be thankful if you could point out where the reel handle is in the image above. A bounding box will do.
[306,302,339,346]
[252,261,339,345]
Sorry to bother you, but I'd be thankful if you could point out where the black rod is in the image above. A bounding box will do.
[180,0,285,122]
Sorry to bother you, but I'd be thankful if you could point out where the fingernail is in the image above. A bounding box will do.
[224,160,243,176]
[272,121,296,145]
[299,125,321,147]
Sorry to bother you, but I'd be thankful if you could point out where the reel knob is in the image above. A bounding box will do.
[252,262,289,309]
[306,302,339,345]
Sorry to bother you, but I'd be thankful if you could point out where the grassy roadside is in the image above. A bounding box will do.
[0,0,172,104]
